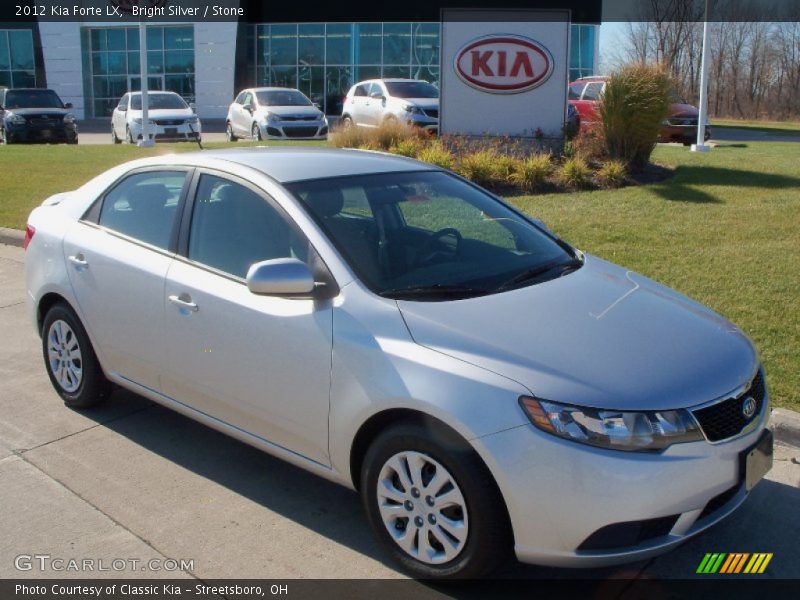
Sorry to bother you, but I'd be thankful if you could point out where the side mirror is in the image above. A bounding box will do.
[246,258,315,297]
[313,102,321,109]
[64,102,73,109]
[245,103,255,113]
[189,102,196,113]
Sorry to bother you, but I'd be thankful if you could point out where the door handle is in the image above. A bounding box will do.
[168,294,199,312]
[68,253,88,267]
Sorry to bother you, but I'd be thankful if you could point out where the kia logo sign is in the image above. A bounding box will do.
[454,35,554,94]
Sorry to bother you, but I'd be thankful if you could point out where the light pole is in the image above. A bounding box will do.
[137,20,154,148]
[691,0,711,152]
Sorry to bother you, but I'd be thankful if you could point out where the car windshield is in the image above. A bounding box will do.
[256,90,312,106]
[384,81,439,99]
[130,94,188,110]
[4,90,64,109]
[287,171,579,300]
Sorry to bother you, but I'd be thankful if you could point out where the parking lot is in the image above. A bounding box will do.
[1,241,798,583]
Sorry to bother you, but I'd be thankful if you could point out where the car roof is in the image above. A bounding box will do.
[171,147,437,183]
[250,87,302,93]
[129,90,180,96]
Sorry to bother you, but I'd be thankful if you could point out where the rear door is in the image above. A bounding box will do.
[348,84,369,125]
[362,82,385,126]
[63,168,191,391]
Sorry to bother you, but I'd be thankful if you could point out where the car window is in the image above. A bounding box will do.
[289,171,573,298]
[368,83,383,97]
[568,82,585,100]
[242,92,253,106]
[353,85,368,98]
[384,81,439,99]
[188,174,309,279]
[117,94,128,109]
[234,92,246,104]
[4,89,64,109]
[99,171,187,250]
[582,82,604,101]
[255,90,312,107]
[130,93,187,110]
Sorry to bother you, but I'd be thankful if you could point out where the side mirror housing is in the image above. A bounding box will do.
[246,258,315,297]
[64,102,73,109]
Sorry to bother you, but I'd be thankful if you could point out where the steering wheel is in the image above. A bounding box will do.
[413,228,463,268]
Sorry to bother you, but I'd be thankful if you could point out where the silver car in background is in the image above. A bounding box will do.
[24,148,771,579]
[341,79,439,132]
[226,87,328,141]
[111,91,201,144]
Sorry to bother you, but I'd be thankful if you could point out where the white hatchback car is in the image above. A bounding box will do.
[226,87,328,141]
[25,148,771,580]
[341,79,439,132]
[111,91,201,144]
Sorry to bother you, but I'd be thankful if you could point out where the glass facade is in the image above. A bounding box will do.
[569,24,596,81]
[255,23,440,115]
[87,26,194,117]
[0,29,37,88]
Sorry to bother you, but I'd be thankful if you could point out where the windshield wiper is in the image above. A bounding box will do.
[496,258,584,292]
[379,283,489,300]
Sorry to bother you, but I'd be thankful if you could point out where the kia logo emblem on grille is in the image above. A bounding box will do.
[742,396,757,419]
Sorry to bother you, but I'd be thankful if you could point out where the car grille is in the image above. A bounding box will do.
[577,514,679,551]
[283,126,319,138]
[698,485,740,521]
[423,108,439,119]
[154,119,185,126]
[281,116,317,122]
[29,115,62,125]
[692,370,765,442]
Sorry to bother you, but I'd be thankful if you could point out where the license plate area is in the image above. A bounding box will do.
[742,429,773,491]
[165,127,177,136]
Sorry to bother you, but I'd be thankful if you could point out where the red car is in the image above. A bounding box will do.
[568,76,710,145]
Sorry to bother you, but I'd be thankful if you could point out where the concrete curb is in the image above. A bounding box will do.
[0,227,24,248]
[770,408,800,448]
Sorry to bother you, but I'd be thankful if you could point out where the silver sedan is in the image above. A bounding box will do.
[24,148,771,579]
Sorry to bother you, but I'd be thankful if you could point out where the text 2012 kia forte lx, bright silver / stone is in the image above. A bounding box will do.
[24,148,772,579]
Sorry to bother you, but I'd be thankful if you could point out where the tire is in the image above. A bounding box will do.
[41,303,111,409]
[341,116,353,129]
[252,123,262,141]
[127,126,135,144]
[361,421,512,579]
[67,136,78,145]
[112,127,121,144]
[226,121,237,142]
[0,127,6,144]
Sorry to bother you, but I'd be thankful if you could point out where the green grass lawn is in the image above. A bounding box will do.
[1,140,798,411]
[712,118,800,135]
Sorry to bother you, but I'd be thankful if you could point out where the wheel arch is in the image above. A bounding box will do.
[37,292,76,335]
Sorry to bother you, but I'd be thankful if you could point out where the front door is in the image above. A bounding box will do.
[162,172,333,465]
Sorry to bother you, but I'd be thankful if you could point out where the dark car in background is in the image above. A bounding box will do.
[569,76,710,145]
[0,88,78,145]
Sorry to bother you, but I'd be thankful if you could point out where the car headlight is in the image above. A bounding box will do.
[403,104,424,115]
[9,114,26,125]
[63,113,77,124]
[264,112,278,123]
[186,115,199,124]
[519,396,703,452]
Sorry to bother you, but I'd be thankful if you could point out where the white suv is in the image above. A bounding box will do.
[341,79,438,132]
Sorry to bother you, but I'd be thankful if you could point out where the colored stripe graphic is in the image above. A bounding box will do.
[698,552,773,574]
[697,553,727,573]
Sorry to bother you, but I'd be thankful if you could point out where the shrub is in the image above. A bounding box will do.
[600,63,672,167]
[597,160,628,188]
[560,157,591,188]
[510,154,552,191]
[457,150,501,186]
[390,138,424,158]
[330,124,371,149]
[416,141,455,170]
[493,154,520,183]
[332,120,428,151]
[571,123,607,162]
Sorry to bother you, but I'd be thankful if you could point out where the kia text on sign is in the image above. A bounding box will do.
[454,34,554,94]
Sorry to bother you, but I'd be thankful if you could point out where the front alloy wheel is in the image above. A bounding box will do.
[377,451,469,564]
[47,320,82,393]
[252,123,263,141]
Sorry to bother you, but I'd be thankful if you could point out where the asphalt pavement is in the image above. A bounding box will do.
[1,243,798,583]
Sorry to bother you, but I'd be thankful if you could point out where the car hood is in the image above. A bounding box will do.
[669,103,700,118]
[397,255,757,410]
[396,98,439,110]
[258,105,324,119]
[6,108,69,116]
[128,108,194,119]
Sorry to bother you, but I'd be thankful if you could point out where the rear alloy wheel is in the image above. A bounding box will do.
[361,422,511,579]
[226,122,237,142]
[252,123,263,141]
[42,303,110,408]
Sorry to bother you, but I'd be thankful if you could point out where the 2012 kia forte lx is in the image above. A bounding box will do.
[24,148,772,579]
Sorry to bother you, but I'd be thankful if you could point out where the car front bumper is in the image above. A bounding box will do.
[260,121,328,140]
[659,125,711,143]
[403,113,438,133]
[5,122,78,143]
[472,403,770,568]
[130,122,201,143]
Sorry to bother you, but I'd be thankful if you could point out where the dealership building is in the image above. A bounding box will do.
[0,1,599,119]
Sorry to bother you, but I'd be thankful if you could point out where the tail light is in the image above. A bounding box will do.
[23,224,35,250]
